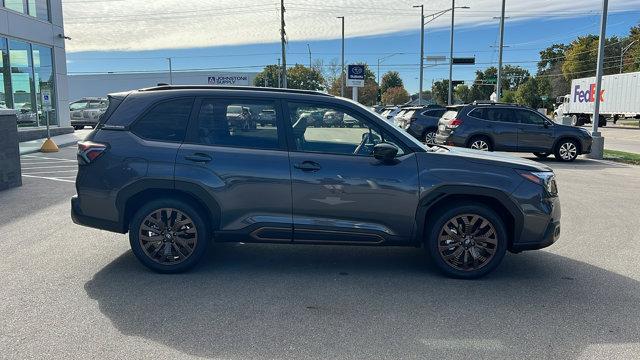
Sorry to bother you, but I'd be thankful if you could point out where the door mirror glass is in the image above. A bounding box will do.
[373,143,398,161]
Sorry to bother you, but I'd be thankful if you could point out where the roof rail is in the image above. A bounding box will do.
[138,85,333,97]
[472,100,523,107]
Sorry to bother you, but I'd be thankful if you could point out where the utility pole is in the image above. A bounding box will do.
[166,57,173,85]
[307,43,312,68]
[337,16,345,97]
[447,0,455,105]
[620,40,637,73]
[413,4,424,105]
[496,0,506,102]
[587,0,608,160]
[277,58,281,88]
[280,0,287,88]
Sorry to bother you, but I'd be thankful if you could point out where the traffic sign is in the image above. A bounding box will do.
[41,90,52,111]
[346,64,365,87]
[452,57,475,65]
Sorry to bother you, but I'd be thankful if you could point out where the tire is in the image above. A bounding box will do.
[426,203,508,279]
[423,130,437,146]
[129,198,209,273]
[533,152,550,159]
[554,139,579,162]
[468,136,492,151]
[73,125,83,130]
[570,115,583,127]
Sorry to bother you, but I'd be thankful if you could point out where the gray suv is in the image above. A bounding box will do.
[436,103,593,162]
[71,86,561,278]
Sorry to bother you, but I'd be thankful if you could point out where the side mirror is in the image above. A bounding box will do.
[373,143,398,161]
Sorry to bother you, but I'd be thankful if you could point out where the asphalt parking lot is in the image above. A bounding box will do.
[1,146,639,359]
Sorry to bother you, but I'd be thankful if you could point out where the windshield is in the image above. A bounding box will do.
[348,99,433,150]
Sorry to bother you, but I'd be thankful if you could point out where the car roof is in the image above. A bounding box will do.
[138,85,333,98]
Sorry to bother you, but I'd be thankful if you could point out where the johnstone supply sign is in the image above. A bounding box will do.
[207,75,250,86]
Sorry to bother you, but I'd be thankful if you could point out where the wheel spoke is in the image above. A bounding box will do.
[437,213,498,272]
[139,207,198,265]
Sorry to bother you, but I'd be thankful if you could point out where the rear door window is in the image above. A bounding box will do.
[192,99,282,150]
[474,107,517,123]
[131,97,194,142]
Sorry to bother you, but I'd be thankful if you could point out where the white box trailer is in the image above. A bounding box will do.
[554,71,640,126]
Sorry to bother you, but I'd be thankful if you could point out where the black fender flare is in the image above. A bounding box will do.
[414,184,524,245]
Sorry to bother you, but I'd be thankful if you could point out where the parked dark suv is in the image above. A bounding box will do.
[394,106,446,145]
[72,86,561,278]
[435,102,593,162]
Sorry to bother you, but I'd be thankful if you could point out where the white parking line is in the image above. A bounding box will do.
[22,155,76,162]
[22,169,78,175]
[22,165,78,170]
[21,174,75,183]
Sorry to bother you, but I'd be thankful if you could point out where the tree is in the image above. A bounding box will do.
[254,64,324,91]
[538,43,569,73]
[381,86,409,105]
[380,71,403,95]
[253,65,280,87]
[501,90,516,103]
[515,77,542,109]
[623,24,640,72]
[454,84,472,104]
[562,35,621,81]
[431,80,449,105]
[286,64,324,91]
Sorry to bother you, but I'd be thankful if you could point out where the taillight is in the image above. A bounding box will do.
[448,118,463,128]
[77,141,107,165]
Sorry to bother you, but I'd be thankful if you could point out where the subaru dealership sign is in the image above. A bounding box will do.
[207,75,250,86]
[346,65,365,87]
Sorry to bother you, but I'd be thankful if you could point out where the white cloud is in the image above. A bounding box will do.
[62,0,640,53]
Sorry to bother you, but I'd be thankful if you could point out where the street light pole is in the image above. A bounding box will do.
[620,40,637,73]
[587,0,608,160]
[496,0,506,102]
[166,57,173,85]
[280,0,287,88]
[307,43,312,68]
[447,0,455,105]
[337,16,345,97]
[413,5,424,105]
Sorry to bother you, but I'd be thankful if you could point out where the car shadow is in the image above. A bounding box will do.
[85,243,640,359]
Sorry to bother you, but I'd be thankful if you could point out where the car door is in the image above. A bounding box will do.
[515,109,555,152]
[285,101,420,244]
[467,107,519,151]
[175,97,293,242]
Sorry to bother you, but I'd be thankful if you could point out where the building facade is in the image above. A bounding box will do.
[1,0,69,129]
[68,71,258,100]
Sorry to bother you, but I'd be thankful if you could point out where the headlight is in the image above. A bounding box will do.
[517,170,558,196]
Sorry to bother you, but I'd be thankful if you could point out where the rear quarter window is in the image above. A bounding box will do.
[131,97,194,142]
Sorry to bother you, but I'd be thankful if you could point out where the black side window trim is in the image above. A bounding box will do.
[182,96,288,151]
[282,100,413,156]
[130,96,196,143]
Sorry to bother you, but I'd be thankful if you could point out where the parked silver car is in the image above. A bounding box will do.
[70,97,108,129]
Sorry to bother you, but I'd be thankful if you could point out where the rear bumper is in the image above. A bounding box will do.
[71,195,127,233]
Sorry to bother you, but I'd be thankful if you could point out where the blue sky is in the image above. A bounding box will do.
[66,9,640,94]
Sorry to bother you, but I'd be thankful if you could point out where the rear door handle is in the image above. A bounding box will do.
[184,153,212,163]
[294,161,321,172]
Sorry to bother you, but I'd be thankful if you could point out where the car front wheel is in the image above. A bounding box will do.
[423,130,437,145]
[129,199,209,273]
[427,203,507,279]
[554,140,579,162]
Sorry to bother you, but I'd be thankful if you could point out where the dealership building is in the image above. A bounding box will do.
[68,71,258,100]
[1,0,70,134]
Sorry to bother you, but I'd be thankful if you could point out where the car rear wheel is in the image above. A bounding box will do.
[426,203,507,279]
[469,136,492,151]
[423,130,437,145]
[73,125,83,130]
[533,152,550,158]
[554,139,579,162]
[129,199,209,273]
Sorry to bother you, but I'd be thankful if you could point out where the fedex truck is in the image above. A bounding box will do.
[554,71,640,126]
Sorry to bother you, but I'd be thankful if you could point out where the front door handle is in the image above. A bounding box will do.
[185,153,212,163]
[294,161,321,172]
